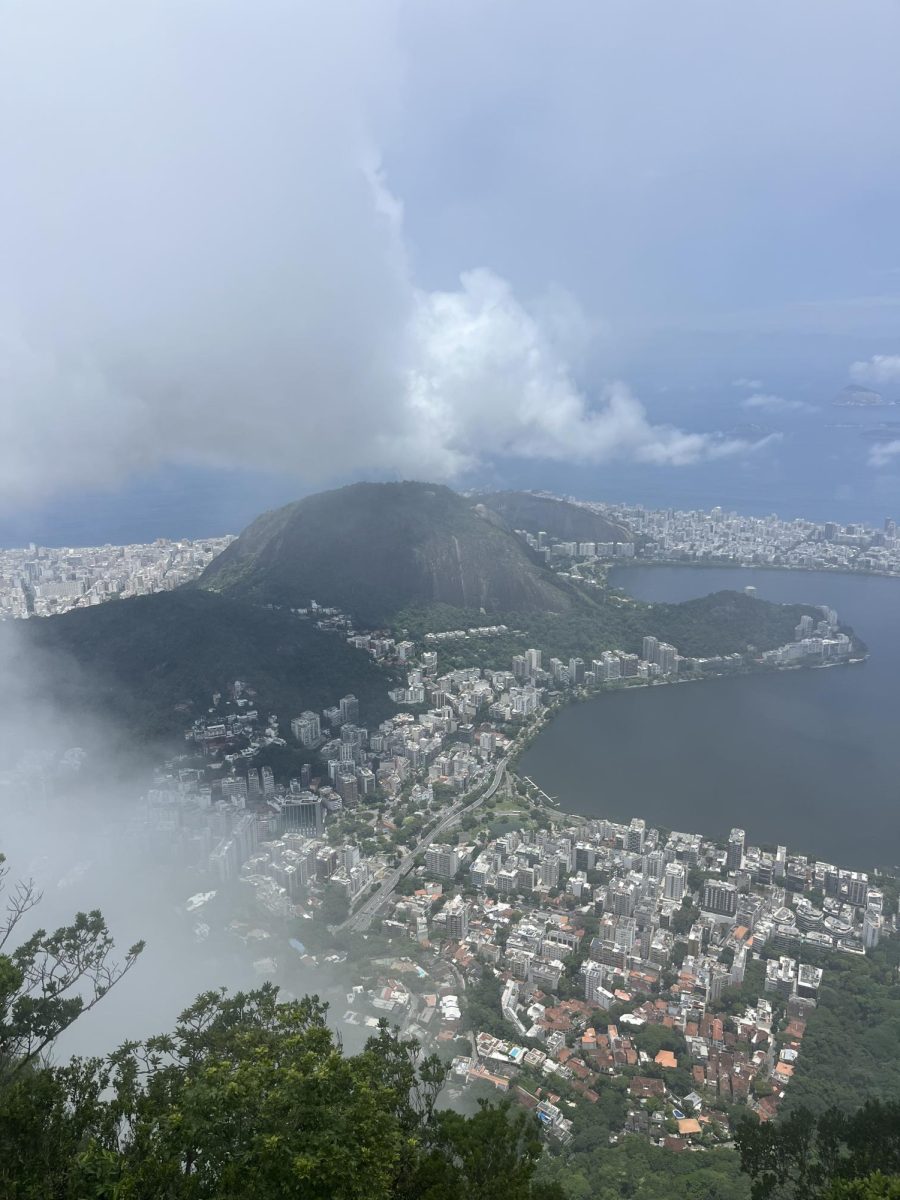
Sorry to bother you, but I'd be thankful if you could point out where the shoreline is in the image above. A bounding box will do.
[611,559,900,582]
[511,566,884,872]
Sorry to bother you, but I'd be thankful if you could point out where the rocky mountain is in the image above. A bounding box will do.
[198,481,581,626]
[470,490,632,545]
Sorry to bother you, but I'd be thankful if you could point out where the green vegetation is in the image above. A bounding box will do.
[4,857,900,1200]
[539,1132,751,1200]
[199,482,819,661]
[0,987,564,1200]
[10,589,395,745]
[396,589,820,671]
[780,943,900,1116]
[0,856,564,1200]
[199,481,579,625]
[735,1099,900,1200]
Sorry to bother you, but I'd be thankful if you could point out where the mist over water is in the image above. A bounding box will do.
[519,566,900,871]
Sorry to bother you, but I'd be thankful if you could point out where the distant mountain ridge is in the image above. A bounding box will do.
[470,490,632,544]
[198,482,581,626]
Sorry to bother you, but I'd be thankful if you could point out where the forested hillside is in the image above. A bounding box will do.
[9,590,395,746]
[397,589,820,670]
[199,482,579,625]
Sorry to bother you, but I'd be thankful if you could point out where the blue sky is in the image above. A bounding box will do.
[3,0,900,542]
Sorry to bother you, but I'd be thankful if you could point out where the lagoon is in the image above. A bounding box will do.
[518,567,900,871]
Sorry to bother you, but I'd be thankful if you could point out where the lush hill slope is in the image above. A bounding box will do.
[198,481,579,626]
[471,490,632,544]
[7,591,394,746]
[396,589,819,670]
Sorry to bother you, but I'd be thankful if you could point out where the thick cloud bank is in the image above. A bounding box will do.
[851,356,900,387]
[0,1,767,505]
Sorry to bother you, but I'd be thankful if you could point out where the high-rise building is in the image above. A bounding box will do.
[425,844,460,879]
[568,657,585,685]
[608,879,637,917]
[657,643,677,675]
[642,636,659,664]
[663,862,685,902]
[339,695,359,725]
[525,647,542,675]
[337,773,359,808]
[540,856,561,887]
[702,879,738,917]
[727,828,745,872]
[644,849,666,881]
[280,793,324,838]
[445,895,470,940]
[292,711,321,747]
[863,909,882,950]
[626,818,645,854]
[261,766,275,797]
[844,871,869,908]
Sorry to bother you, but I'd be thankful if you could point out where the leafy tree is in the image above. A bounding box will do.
[0,854,143,1084]
[670,897,700,936]
[827,1176,900,1200]
[735,1100,900,1200]
[0,979,561,1200]
[321,881,351,925]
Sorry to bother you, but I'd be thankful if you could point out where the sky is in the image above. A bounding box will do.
[3,0,900,541]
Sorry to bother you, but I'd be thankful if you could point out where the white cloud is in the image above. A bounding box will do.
[0,1,775,507]
[850,355,900,386]
[394,270,768,475]
[869,440,900,468]
[732,377,763,390]
[741,393,816,414]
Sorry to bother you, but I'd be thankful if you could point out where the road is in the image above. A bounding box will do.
[340,754,510,933]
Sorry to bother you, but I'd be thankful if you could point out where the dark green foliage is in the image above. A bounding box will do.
[715,958,768,1016]
[631,1023,688,1060]
[0,985,558,1200]
[539,1132,751,1200]
[670,898,700,936]
[8,589,394,746]
[465,972,524,1041]
[397,591,819,671]
[735,1100,900,1200]
[199,481,578,625]
[780,944,900,1117]
[827,1176,900,1199]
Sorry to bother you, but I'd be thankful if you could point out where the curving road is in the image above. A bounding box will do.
[340,754,510,933]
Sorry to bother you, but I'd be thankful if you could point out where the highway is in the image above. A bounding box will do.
[340,753,510,933]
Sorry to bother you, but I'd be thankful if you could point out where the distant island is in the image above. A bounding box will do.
[833,384,896,408]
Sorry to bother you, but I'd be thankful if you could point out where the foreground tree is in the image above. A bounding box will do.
[0,852,144,1083]
[735,1100,900,1200]
[0,982,562,1199]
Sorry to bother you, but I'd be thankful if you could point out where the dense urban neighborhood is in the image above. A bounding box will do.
[2,495,896,1170]
[133,584,883,1155]
[0,534,234,618]
[4,494,900,625]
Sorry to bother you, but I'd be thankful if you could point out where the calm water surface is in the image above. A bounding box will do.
[519,567,900,871]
